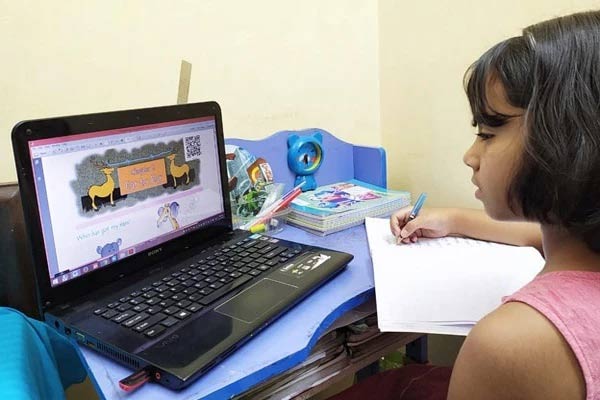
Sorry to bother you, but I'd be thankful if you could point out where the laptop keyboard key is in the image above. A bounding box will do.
[199,274,252,306]
[101,309,119,319]
[112,311,135,323]
[176,300,191,308]
[146,297,161,306]
[174,310,191,320]
[117,303,133,312]
[160,316,179,327]
[198,288,214,296]
[188,293,203,302]
[163,307,181,315]
[180,280,194,287]
[183,287,198,295]
[171,293,185,301]
[94,308,107,315]
[132,303,149,312]
[129,297,144,305]
[208,282,224,290]
[142,291,158,299]
[194,281,209,290]
[158,299,174,308]
[187,303,203,313]
[155,284,169,292]
[145,306,163,315]
[133,313,167,332]
[144,325,166,338]
[122,312,149,328]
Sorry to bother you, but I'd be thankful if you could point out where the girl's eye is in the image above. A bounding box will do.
[476,132,494,141]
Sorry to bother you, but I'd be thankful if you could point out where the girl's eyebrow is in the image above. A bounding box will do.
[474,112,523,127]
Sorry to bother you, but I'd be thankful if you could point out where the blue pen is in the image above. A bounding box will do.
[407,192,427,221]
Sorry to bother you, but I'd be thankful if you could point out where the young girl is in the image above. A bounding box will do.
[335,10,600,400]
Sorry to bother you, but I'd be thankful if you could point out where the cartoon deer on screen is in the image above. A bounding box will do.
[88,161,116,211]
[167,153,190,188]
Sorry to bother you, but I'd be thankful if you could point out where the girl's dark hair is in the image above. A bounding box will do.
[465,11,600,253]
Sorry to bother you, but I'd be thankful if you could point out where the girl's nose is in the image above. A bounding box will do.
[463,141,479,170]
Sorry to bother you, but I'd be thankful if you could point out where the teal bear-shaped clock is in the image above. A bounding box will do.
[287,132,324,191]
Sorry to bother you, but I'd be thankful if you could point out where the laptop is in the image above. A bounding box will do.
[11,101,353,390]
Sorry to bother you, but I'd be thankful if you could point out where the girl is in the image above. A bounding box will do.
[336,10,600,400]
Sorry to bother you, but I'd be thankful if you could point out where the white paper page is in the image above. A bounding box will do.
[366,218,544,332]
[380,322,474,336]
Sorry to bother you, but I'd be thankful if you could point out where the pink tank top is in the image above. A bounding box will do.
[503,271,600,400]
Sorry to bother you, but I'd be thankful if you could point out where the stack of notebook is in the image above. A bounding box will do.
[287,180,410,235]
[235,298,421,400]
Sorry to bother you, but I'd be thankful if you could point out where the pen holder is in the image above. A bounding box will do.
[248,208,291,235]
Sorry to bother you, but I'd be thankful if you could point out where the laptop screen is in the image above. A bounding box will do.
[28,116,225,287]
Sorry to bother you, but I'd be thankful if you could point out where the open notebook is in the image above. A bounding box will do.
[365,217,545,336]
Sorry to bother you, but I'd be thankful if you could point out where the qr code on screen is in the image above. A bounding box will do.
[184,135,202,161]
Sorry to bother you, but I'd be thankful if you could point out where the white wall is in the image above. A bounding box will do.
[379,0,599,207]
[3,1,599,209]
[0,0,380,182]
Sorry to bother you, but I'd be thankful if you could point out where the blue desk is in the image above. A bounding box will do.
[81,224,381,399]
[80,129,425,399]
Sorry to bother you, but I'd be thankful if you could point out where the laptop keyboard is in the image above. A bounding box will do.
[92,237,301,339]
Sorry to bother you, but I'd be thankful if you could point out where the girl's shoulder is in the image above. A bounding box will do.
[448,302,585,400]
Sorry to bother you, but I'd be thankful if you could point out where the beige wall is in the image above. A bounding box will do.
[2,1,598,209]
[380,0,599,207]
[0,0,380,182]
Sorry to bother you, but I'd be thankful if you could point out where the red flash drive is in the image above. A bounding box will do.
[119,367,152,392]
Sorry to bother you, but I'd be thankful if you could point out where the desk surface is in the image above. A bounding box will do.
[80,224,376,400]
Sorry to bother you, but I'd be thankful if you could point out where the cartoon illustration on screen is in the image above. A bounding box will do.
[73,139,201,216]
[157,202,180,230]
[87,163,116,211]
[166,154,190,188]
[96,238,122,258]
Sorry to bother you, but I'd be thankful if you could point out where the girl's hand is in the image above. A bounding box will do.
[389,207,458,244]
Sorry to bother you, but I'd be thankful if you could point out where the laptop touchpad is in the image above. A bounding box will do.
[215,278,298,324]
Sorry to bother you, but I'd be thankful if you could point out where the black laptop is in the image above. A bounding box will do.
[11,101,353,390]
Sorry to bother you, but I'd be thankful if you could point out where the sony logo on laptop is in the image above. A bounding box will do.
[147,247,163,257]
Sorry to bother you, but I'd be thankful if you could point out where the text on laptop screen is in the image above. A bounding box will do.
[28,117,225,287]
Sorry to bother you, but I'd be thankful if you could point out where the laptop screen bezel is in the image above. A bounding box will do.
[11,102,233,313]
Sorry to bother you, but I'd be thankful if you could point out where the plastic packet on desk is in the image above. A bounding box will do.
[232,183,285,229]
[248,208,291,234]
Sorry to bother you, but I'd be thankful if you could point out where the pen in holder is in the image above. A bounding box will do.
[239,182,305,234]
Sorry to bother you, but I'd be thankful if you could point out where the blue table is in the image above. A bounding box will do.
[81,224,382,399]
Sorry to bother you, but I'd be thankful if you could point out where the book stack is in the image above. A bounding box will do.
[235,298,421,400]
[287,180,410,235]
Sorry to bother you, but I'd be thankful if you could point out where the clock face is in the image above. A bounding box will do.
[293,140,322,174]
[297,142,320,170]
